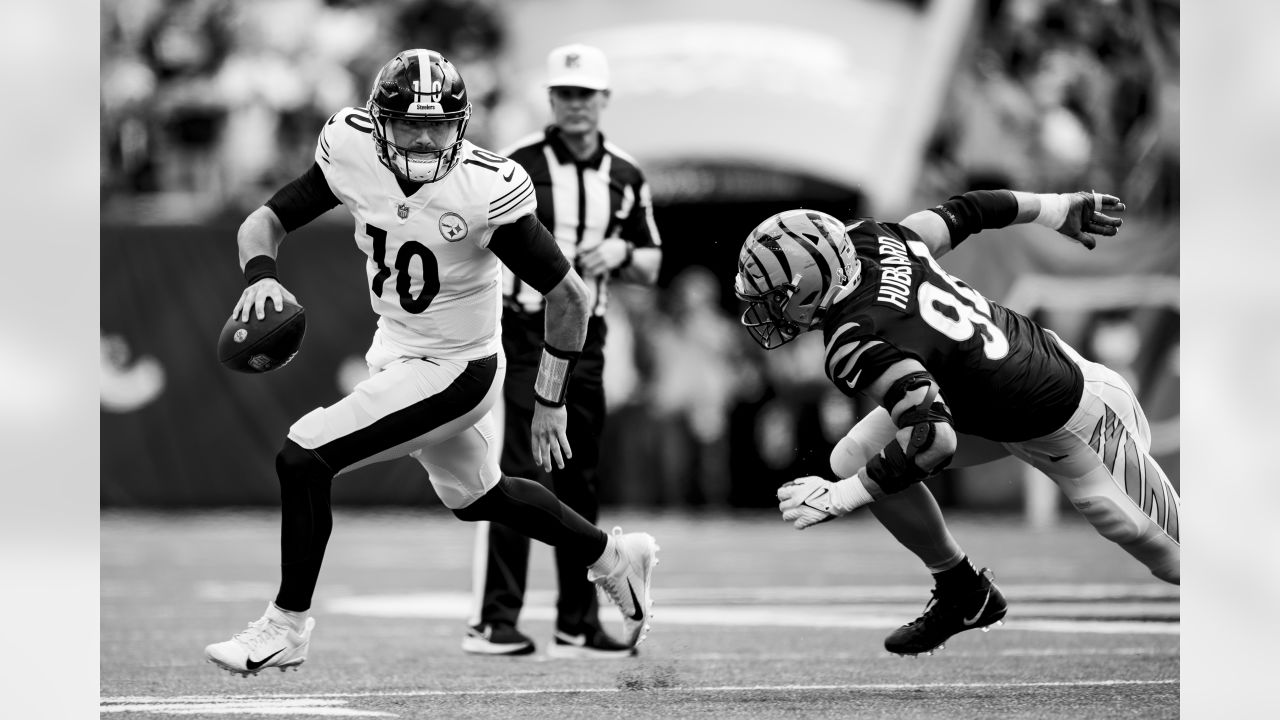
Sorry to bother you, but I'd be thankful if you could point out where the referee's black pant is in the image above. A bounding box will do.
[473,313,608,633]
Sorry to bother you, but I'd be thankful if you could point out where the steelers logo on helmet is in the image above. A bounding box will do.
[368,49,473,183]
[734,210,859,349]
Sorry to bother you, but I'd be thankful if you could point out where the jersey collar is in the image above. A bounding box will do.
[545,125,607,170]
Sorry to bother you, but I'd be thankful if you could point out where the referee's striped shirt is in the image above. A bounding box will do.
[500,126,661,317]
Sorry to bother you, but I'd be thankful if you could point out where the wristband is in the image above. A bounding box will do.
[830,473,875,513]
[244,255,278,286]
[533,344,581,407]
[1033,194,1070,230]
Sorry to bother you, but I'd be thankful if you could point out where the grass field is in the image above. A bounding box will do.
[101,508,1178,719]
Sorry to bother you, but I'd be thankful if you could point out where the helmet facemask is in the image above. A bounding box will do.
[371,114,469,183]
[735,273,807,349]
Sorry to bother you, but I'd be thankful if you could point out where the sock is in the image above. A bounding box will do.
[932,556,980,590]
[268,602,309,632]
[587,533,620,575]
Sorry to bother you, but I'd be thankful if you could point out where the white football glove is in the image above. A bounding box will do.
[777,476,845,530]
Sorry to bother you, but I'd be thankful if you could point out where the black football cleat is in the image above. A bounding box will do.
[460,623,536,656]
[884,568,1007,656]
[547,625,637,659]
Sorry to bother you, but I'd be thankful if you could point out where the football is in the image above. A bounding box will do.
[216,299,307,373]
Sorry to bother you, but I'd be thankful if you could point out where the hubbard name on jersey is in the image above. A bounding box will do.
[823,220,1084,442]
[315,106,536,361]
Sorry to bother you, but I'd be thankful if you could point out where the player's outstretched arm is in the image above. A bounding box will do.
[778,359,957,529]
[232,163,340,321]
[489,212,590,473]
[531,269,589,472]
[232,206,298,322]
[899,189,1125,260]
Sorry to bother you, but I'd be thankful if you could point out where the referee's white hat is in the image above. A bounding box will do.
[546,44,609,90]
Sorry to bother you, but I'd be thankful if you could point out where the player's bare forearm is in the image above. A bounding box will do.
[237,206,288,268]
[541,268,589,352]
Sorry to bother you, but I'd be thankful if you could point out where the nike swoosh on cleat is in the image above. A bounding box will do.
[245,648,284,670]
[962,588,992,626]
[1048,453,1069,462]
[626,579,645,621]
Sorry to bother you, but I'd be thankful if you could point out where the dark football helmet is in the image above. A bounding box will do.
[367,49,472,183]
[734,210,860,349]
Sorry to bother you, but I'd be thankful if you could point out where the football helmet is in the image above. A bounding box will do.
[368,49,472,183]
[734,210,860,349]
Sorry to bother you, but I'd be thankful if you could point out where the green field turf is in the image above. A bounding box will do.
[102,509,1178,719]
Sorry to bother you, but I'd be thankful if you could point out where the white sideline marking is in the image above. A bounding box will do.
[322,591,1179,635]
[99,698,393,716]
[102,678,1178,706]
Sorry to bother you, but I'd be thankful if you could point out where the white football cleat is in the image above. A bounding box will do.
[588,528,659,648]
[205,604,315,677]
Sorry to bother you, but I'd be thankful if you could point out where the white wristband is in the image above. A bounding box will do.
[830,473,875,513]
[1033,193,1070,230]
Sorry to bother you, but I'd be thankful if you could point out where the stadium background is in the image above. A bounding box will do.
[99,0,1179,517]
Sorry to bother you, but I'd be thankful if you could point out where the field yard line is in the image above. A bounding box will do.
[102,678,1177,704]
[323,593,1178,634]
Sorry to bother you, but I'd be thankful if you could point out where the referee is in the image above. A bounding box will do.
[463,44,662,658]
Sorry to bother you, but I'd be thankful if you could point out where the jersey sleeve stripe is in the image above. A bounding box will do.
[826,340,861,379]
[489,182,535,220]
[827,340,884,383]
[490,175,533,207]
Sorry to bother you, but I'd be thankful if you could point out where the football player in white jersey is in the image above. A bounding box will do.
[204,49,659,676]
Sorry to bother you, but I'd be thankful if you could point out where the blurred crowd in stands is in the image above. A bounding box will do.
[920,0,1179,214]
[101,0,508,216]
[101,0,1179,510]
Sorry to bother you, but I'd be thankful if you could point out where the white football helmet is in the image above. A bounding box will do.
[734,210,860,349]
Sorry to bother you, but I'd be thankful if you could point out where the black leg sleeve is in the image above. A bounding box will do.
[274,439,335,612]
[455,475,608,567]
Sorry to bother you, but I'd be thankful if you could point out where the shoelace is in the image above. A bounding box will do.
[234,617,286,651]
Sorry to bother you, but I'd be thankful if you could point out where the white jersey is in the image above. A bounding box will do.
[315,106,536,361]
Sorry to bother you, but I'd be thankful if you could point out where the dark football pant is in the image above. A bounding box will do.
[475,315,607,632]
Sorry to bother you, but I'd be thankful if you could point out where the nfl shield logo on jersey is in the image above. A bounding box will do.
[397,204,410,219]
[440,212,469,242]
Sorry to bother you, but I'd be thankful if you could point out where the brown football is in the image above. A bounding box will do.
[216,299,306,373]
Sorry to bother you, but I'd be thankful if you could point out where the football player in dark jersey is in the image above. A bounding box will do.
[734,190,1179,656]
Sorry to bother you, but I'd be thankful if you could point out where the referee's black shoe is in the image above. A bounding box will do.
[461,623,536,656]
[546,625,636,659]
[884,568,1007,656]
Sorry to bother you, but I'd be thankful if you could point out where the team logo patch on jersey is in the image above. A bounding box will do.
[440,212,469,242]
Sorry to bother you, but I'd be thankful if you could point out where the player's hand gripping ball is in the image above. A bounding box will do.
[216,299,306,373]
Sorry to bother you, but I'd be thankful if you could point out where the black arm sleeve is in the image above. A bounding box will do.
[264,162,341,232]
[927,189,1019,249]
[488,213,572,295]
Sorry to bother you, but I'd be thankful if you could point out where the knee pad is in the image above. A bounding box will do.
[276,439,333,486]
